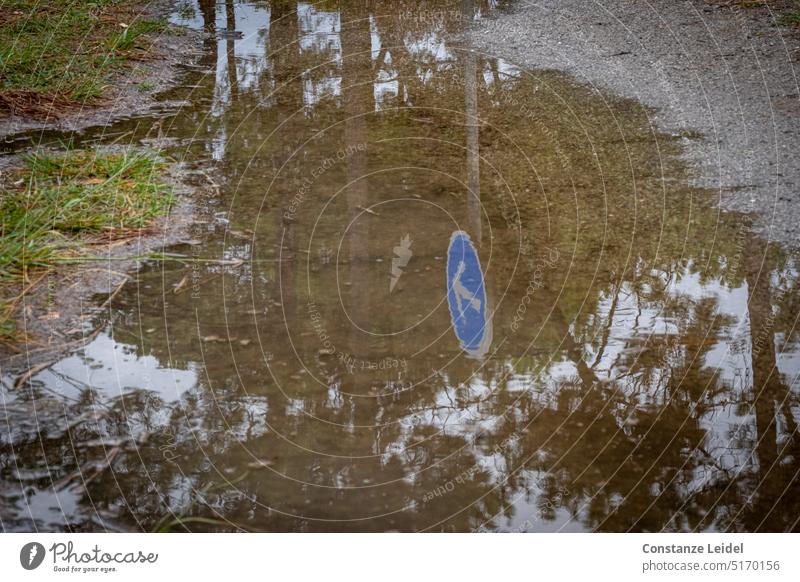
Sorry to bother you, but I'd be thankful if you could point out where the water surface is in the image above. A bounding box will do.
[2,0,799,532]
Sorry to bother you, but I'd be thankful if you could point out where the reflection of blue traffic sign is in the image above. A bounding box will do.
[446,231,492,358]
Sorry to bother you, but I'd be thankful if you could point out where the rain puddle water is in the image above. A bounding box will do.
[1,0,799,532]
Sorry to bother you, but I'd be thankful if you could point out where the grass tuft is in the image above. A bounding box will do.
[777,11,800,27]
[0,1,167,116]
[0,148,173,343]
[107,19,166,52]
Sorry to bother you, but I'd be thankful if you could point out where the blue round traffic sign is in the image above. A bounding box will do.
[446,231,491,358]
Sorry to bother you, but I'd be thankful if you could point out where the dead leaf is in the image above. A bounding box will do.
[357,205,380,216]
[247,459,273,469]
[172,275,188,294]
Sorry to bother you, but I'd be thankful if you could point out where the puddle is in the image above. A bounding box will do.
[2,0,799,532]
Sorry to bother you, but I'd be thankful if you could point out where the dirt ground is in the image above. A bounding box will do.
[468,0,800,248]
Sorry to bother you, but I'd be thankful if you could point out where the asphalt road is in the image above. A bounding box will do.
[470,0,800,248]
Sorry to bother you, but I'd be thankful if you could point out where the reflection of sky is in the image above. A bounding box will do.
[169,0,508,115]
[24,486,79,531]
[567,263,798,494]
[170,1,273,161]
[406,31,453,64]
[410,259,798,524]
[171,1,273,112]
[214,3,273,112]
[298,3,341,53]
[298,3,341,107]
[777,332,800,393]
[370,15,397,110]
[33,332,198,402]
[579,266,752,390]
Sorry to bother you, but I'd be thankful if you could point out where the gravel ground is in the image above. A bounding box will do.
[469,0,800,248]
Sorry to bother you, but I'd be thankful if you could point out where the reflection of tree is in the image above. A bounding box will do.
[270,0,301,107]
[198,0,217,65]
[463,0,481,243]
[341,0,372,373]
[736,237,800,531]
[225,0,239,100]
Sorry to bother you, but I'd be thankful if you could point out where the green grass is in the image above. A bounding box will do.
[107,19,165,51]
[0,148,173,342]
[777,11,800,27]
[0,0,166,114]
